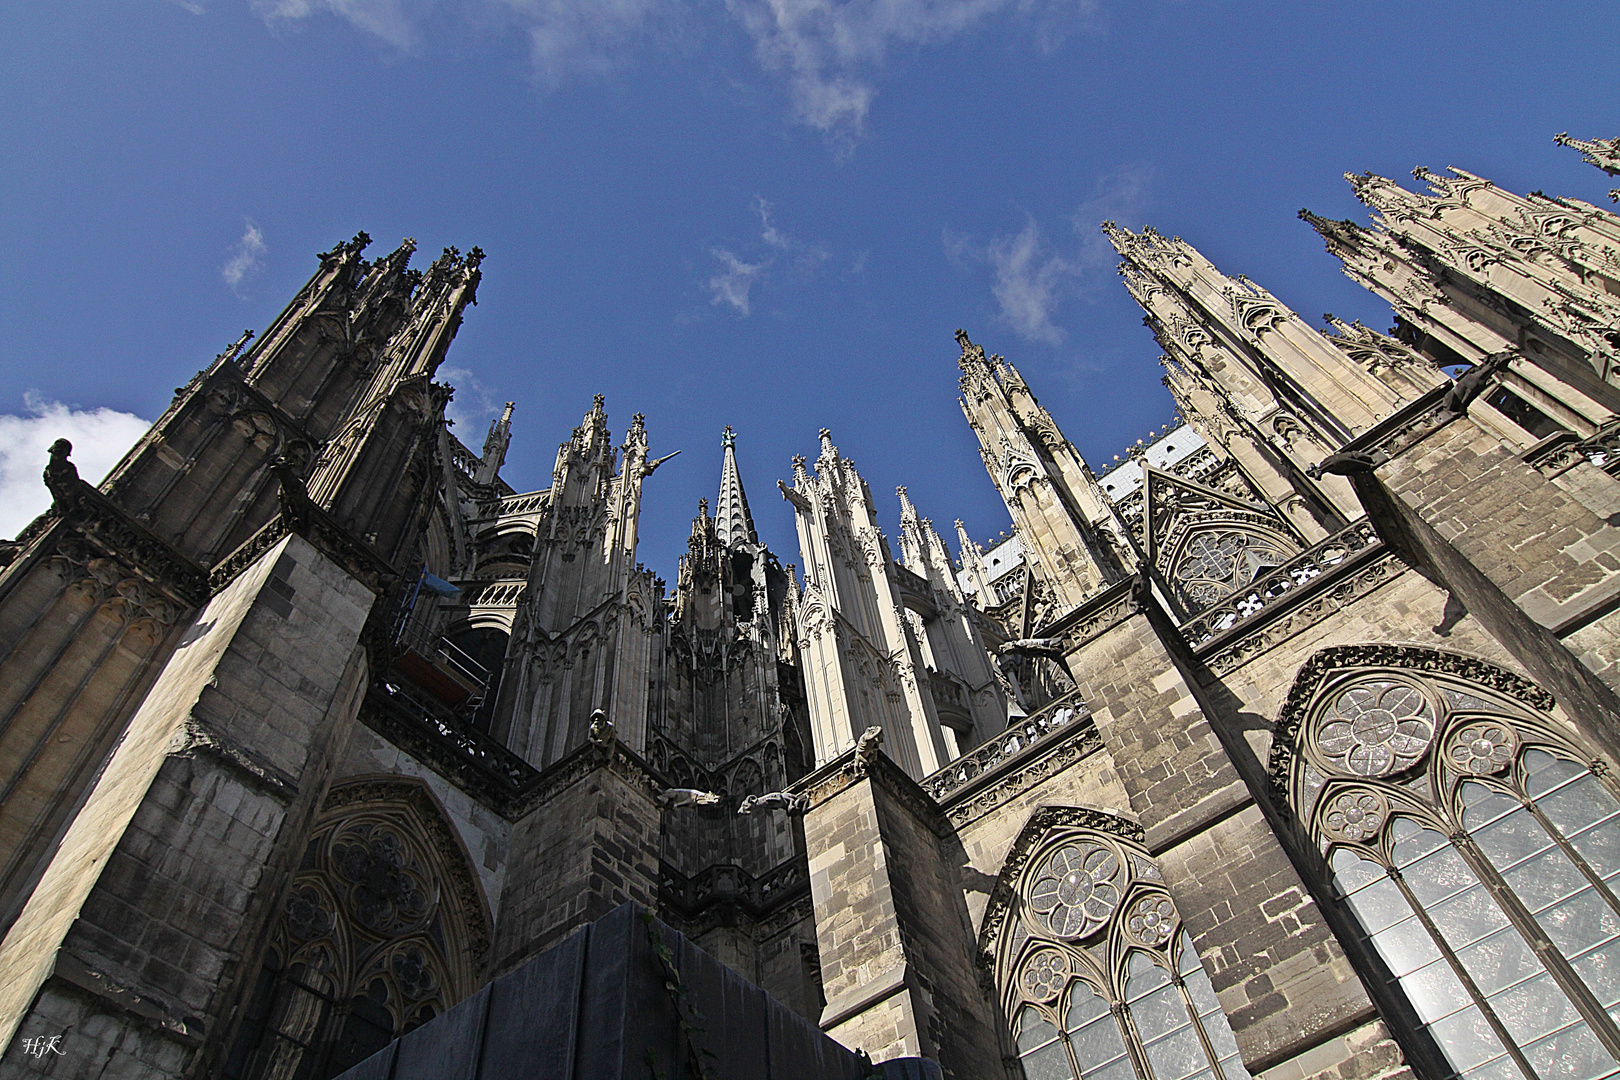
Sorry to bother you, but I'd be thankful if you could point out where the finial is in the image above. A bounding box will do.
[466,246,485,269]
[791,454,806,470]
[501,402,515,422]
[721,425,735,449]
[698,497,710,517]
[592,393,606,413]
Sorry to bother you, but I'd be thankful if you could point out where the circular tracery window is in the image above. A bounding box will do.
[1313,679,1435,777]
[1174,530,1291,609]
[1027,843,1123,938]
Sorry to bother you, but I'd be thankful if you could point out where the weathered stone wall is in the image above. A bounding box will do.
[491,753,661,973]
[0,534,374,1078]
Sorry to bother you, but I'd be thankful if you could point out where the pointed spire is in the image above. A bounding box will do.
[897,485,917,522]
[715,425,758,547]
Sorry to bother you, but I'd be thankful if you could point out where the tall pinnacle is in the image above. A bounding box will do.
[715,426,758,547]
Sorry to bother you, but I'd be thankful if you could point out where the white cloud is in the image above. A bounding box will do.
[0,397,151,541]
[704,197,828,316]
[254,0,423,50]
[222,221,268,295]
[438,365,505,437]
[707,249,769,315]
[252,0,1097,151]
[172,0,208,14]
[986,217,1073,345]
[725,0,1096,149]
[1070,163,1154,269]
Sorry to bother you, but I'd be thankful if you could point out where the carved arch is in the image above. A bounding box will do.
[228,776,492,1080]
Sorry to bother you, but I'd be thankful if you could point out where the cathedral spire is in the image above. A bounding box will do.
[715,426,758,548]
[1554,132,1620,177]
[477,401,515,486]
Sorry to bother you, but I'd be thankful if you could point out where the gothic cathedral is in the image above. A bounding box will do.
[3,135,1620,1080]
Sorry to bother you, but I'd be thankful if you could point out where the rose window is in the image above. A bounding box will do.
[1321,791,1387,843]
[1028,844,1122,938]
[1444,720,1518,776]
[1314,681,1434,776]
[1125,895,1176,947]
[1020,949,1068,1001]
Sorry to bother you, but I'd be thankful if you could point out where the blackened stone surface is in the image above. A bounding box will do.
[334,903,880,1080]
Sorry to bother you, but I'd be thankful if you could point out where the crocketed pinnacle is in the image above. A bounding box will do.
[715,426,758,548]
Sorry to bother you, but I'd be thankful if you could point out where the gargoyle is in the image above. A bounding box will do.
[588,709,616,759]
[1440,351,1514,419]
[998,637,1067,658]
[656,788,722,809]
[854,726,883,763]
[737,791,810,815]
[1306,449,1389,479]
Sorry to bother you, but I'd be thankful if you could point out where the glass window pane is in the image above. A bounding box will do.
[1090,1057,1140,1080]
[1131,983,1187,1042]
[1017,1006,1062,1054]
[1469,799,1558,873]
[1428,1006,1513,1072]
[1400,843,1483,911]
[1402,957,1478,1024]
[1519,1020,1614,1080]
[1331,848,1386,894]
[1572,943,1620,1009]
[1526,751,1589,800]
[1344,876,1414,936]
[1065,983,1131,1080]
[1141,1022,1207,1080]
[1393,818,1450,864]
[1455,925,1545,997]
[1371,915,1444,978]
[1065,985,1112,1031]
[1461,783,1523,832]
[1491,972,1583,1050]
[1428,881,1512,950]
[1536,888,1620,961]
[1216,1053,1252,1080]
[1463,1053,1526,1080]
[1501,845,1593,917]
[1020,1037,1074,1080]
[1541,778,1620,854]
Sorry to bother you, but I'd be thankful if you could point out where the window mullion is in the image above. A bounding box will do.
[1060,1031,1085,1080]
[1451,829,1620,1062]
[1387,866,1539,1080]
[1173,975,1228,1080]
[1115,999,1157,1080]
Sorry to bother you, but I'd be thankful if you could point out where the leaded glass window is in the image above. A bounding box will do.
[1283,659,1620,1080]
[224,781,490,1080]
[994,825,1252,1080]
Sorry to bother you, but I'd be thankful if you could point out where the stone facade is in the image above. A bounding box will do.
[4,134,1620,1080]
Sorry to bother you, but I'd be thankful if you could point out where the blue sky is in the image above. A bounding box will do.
[2,1,1616,577]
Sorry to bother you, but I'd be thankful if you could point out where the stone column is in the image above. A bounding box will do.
[0,533,375,1077]
[798,739,1004,1079]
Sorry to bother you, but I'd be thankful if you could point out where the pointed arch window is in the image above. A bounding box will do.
[986,815,1252,1080]
[1276,649,1620,1080]
[224,780,491,1080]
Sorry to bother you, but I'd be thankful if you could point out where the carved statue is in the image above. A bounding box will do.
[588,709,617,760]
[736,791,810,816]
[43,439,79,504]
[854,725,883,765]
[656,788,722,809]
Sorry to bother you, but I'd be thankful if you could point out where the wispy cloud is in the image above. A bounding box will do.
[253,0,1097,151]
[708,250,769,315]
[705,197,828,316]
[172,0,208,14]
[222,221,267,295]
[254,0,423,50]
[725,0,1097,151]
[0,396,150,540]
[947,165,1154,346]
[439,365,506,436]
[1071,163,1154,269]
